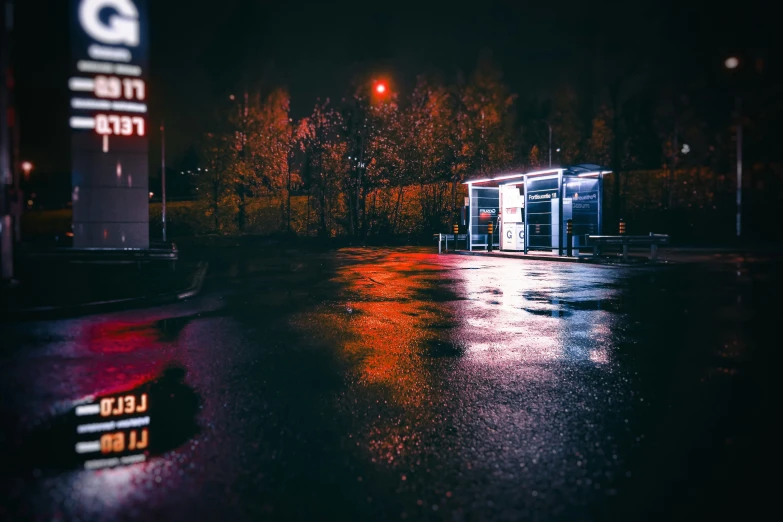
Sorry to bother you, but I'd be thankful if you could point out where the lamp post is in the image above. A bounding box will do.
[548,124,552,167]
[160,121,167,242]
[0,0,13,281]
[725,56,742,238]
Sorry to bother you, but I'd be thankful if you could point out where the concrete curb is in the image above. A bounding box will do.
[449,250,669,267]
[177,262,209,300]
[3,261,209,320]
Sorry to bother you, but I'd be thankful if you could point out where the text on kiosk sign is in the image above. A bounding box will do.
[479,208,496,214]
[527,192,598,202]
[528,192,558,201]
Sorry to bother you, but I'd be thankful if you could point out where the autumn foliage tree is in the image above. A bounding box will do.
[298,99,349,237]
[198,88,294,233]
[453,56,516,179]
[193,50,760,240]
[402,76,455,229]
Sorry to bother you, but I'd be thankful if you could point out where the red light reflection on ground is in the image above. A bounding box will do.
[291,248,451,464]
[86,321,162,354]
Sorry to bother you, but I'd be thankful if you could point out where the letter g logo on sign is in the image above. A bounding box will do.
[79,0,140,46]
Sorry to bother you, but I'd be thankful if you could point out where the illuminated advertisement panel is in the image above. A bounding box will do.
[469,187,499,248]
[526,177,559,250]
[70,0,149,248]
[563,177,600,242]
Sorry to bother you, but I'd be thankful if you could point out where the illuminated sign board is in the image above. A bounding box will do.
[469,187,499,249]
[526,178,559,249]
[70,0,149,248]
[564,178,600,237]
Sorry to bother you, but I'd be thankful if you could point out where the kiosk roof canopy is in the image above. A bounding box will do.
[464,164,609,186]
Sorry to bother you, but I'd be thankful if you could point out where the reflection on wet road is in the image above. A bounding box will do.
[9,367,199,473]
[0,247,776,521]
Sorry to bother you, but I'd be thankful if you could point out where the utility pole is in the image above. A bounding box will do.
[287,125,293,234]
[1,0,14,281]
[160,120,167,242]
[669,120,677,209]
[723,56,743,239]
[548,124,552,167]
[735,96,742,238]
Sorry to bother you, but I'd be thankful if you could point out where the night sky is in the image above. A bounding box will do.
[12,0,775,176]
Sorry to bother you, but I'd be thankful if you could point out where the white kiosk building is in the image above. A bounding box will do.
[464,164,610,255]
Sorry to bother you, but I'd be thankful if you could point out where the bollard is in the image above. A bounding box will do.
[453,224,459,251]
[619,219,627,260]
[487,221,494,252]
[566,219,573,257]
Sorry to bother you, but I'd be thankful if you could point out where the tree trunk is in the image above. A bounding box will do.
[348,186,357,237]
[369,190,377,236]
[286,161,292,233]
[306,192,311,236]
[610,84,622,229]
[329,185,335,236]
[451,179,457,216]
[238,186,246,232]
[359,184,368,238]
[213,178,220,232]
[319,179,327,237]
[392,185,404,234]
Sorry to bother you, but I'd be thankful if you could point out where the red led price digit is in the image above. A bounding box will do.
[96,114,110,134]
[108,115,121,134]
[96,77,145,101]
[122,78,146,100]
[95,76,121,99]
[132,116,145,136]
[94,115,146,136]
[120,116,132,135]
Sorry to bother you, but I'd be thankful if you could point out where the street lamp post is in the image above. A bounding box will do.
[725,55,742,238]
[161,121,167,243]
[735,96,742,239]
[0,0,13,281]
[548,124,552,167]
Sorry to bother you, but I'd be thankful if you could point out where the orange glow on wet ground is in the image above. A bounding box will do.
[288,247,633,471]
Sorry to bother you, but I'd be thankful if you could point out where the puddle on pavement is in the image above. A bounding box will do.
[8,366,201,474]
[423,339,466,358]
[521,291,619,317]
[426,318,460,330]
[155,309,226,341]
[523,307,573,317]
[415,285,467,303]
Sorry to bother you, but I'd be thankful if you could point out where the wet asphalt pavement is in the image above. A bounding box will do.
[0,245,777,521]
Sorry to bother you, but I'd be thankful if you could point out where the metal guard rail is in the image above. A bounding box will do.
[586,233,670,260]
[433,233,468,254]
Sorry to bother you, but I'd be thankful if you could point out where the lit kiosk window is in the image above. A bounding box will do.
[69,0,149,248]
[463,165,609,255]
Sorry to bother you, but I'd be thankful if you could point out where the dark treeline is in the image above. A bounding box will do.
[171,54,779,241]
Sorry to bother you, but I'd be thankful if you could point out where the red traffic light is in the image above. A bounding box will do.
[375,83,387,94]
